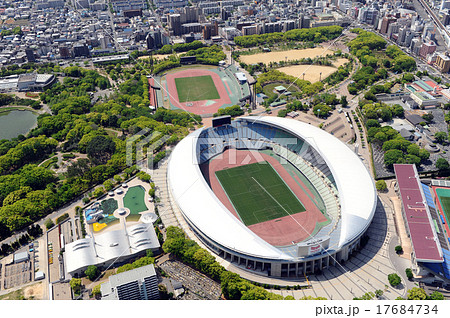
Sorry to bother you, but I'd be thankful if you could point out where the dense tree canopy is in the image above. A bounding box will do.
[86,135,116,164]
[0,66,199,239]
[234,26,343,48]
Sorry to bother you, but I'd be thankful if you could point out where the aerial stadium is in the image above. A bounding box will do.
[167,116,377,278]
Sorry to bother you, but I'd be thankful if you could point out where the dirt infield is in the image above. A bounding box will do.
[277,58,348,83]
[165,69,231,115]
[201,149,327,246]
[239,47,334,65]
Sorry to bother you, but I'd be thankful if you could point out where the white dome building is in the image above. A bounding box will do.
[167,117,377,277]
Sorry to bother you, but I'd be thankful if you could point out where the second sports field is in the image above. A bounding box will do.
[175,75,220,102]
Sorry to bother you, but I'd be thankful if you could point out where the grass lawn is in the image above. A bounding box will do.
[175,75,220,102]
[215,161,305,226]
[123,186,148,214]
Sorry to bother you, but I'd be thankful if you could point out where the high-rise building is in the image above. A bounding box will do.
[100,264,159,300]
[182,6,199,23]
[203,23,218,40]
[411,38,423,55]
[363,7,379,26]
[73,44,90,57]
[25,48,36,62]
[153,0,188,8]
[59,46,71,59]
[419,41,437,59]
[242,25,258,36]
[300,15,311,28]
[146,29,162,50]
[443,12,450,25]
[169,14,182,36]
[98,34,110,50]
[387,22,399,39]
[221,8,229,21]
[435,53,450,73]
[380,17,396,34]
[397,27,407,45]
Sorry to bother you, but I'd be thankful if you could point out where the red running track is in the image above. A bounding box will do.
[148,78,156,107]
[166,69,231,115]
[200,149,328,246]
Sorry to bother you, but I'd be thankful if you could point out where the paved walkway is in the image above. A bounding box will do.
[152,157,180,231]
[390,195,413,258]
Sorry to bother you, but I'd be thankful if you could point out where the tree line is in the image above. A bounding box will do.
[234,26,343,48]
[347,29,416,95]
[162,226,321,300]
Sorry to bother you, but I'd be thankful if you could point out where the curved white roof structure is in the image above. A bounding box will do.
[65,223,160,275]
[167,116,376,261]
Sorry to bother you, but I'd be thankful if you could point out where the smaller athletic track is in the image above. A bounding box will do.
[165,69,231,115]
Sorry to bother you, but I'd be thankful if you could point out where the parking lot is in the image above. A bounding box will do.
[3,258,34,290]
[47,226,61,283]
[158,260,221,300]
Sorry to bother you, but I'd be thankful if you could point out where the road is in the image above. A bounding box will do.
[415,0,450,50]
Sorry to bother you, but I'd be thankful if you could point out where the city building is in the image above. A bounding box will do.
[380,16,396,34]
[100,264,159,300]
[169,14,182,36]
[435,53,450,73]
[153,0,188,8]
[419,41,437,59]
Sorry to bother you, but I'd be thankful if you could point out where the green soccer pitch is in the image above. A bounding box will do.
[175,75,220,102]
[215,162,306,226]
[436,188,450,224]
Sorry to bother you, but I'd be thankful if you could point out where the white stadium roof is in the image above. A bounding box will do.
[167,116,376,261]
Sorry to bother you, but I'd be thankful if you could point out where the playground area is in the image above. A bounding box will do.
[85,182,153,233]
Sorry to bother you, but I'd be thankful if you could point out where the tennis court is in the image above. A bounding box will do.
[215,161,305,226]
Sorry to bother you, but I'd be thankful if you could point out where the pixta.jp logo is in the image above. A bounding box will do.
[126,128,170,174]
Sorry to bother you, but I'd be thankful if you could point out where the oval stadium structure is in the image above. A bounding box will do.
[167,116,377,278]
